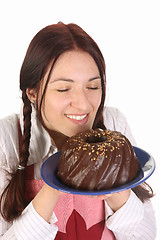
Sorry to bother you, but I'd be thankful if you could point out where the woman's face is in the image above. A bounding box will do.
[40,50,102,138]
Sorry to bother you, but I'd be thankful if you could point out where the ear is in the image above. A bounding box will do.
[26,88,37,104]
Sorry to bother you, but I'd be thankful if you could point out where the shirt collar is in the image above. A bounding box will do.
[19,104,57,165]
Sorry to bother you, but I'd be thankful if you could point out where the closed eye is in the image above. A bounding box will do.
[57,89,69,92]
[87,86,101,90]
[87,87,99,90]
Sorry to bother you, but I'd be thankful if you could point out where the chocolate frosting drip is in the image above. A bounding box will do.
[57,129,140,190]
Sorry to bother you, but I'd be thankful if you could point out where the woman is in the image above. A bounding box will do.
[0,22,156,239]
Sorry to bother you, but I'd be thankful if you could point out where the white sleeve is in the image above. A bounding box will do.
[0,146,13,239]
[105,191,157,240]
[13,202,58,240]
[1,202,58,240]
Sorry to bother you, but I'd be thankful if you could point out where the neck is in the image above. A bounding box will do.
[48,130,68,150]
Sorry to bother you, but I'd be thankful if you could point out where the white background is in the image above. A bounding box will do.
[0,0,159,238]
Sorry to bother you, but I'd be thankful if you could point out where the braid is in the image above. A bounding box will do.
[0,91,32,222]
[20,91,32,167]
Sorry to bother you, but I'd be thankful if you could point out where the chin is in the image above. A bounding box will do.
[67,126,93,137]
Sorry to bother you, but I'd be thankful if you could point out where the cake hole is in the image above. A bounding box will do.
[86,135,107,143]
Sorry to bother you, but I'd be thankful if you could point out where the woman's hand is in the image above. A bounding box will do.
[89,189,131,212]
[33,183,63,222]
[100,189,131,212]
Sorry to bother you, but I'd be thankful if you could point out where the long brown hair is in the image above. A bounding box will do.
[0,22,154,222]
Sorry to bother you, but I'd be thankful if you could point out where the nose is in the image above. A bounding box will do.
[70,88,90,112]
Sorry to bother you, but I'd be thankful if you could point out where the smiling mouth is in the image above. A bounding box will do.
[65,114,87,120]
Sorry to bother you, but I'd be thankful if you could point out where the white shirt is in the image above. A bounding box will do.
[0,106,156,239]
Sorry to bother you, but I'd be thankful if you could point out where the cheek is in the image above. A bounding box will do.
[90,92,102,112]
[44,93,68,116]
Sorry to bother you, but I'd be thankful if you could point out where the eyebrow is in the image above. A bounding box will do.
[88,76,101,82]
[49,76,101,84]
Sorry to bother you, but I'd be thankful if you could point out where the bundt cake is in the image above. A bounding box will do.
[57,129,140,190]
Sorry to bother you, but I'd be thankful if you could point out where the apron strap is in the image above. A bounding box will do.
[18,119,22,155]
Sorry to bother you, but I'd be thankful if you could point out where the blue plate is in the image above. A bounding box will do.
[41,146,156,195]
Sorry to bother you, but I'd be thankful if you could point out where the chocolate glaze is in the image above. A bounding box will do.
[57,129,140,190]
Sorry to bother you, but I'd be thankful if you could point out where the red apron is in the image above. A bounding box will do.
[25,165,115,240]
